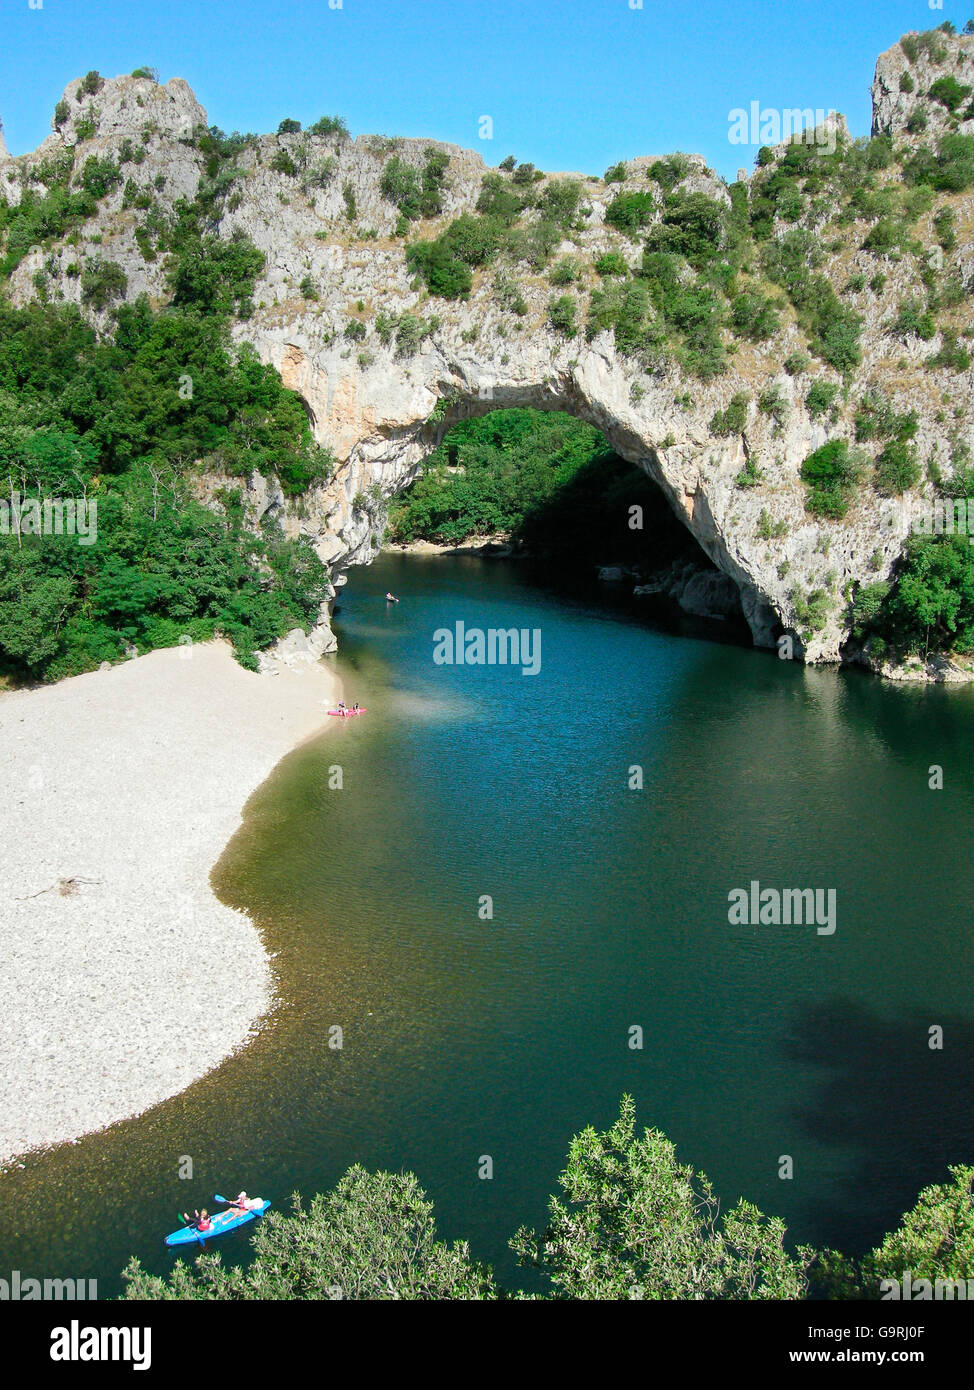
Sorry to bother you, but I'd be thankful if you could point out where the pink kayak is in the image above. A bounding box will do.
[327,708,366,717]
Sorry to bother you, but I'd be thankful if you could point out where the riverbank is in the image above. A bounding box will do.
[0,641,340,1165]
[385,536,517,557]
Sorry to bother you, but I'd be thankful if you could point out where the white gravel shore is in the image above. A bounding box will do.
[0,641,340,1164]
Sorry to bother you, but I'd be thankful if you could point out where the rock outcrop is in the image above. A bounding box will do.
[4,33,974,671]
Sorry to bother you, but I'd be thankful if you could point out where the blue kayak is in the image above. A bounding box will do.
[165,1199,270,1248]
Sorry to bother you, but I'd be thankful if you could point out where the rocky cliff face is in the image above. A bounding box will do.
[3,36,974,671]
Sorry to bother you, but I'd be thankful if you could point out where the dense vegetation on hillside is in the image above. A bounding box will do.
[387,408,687,566]
[119,1097,974,1300]
[0,296,333,681]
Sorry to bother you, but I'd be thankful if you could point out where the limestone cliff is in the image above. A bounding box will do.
[3,35,974,674]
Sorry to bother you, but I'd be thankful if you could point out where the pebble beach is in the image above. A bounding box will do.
[0,641,340,1164]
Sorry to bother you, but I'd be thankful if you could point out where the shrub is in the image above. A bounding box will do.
[736,458,762,489]
[861,218,905,254]
[644,191,726,270]
[928,76,971,112]
[874,439,920,495]
[53,99,69,127]
[78,70,103,97]
[394,313,437,357]
[407,213,504,299]
[648,154,692,190]
[892,298,937,341]
[299,275,317,300]
[512,162,542,185]
[905,133,974,191]
[80,256,127,310]
[493,270,527,315]
[498,155,517,172]
[806,380,839,419]
[792,587,832,634]
[604,190,656,233]
[344,319,366,341]
[418,147,450,218]
[604,162,628,183]
[537,178,584,230]
[593,251,628,276]
[899,72,915,94]
[308,115,349,139]
[549,257,579,285]
[586,278,661,359]
[757,508,787,537]
[854,391,898,443]
[730,290,780,342]
[800,440,861,518]
[130,66,159,81]
[305,157,337,190]
[79,155,121,200]
[548,294,578,337]
[380,155,422,219]
[342,182,357,221]
[784,351,810,375]
[167,229,265,317]
[929,329,972,371]
[270,149,298,177]
[758,385,786,418]
[710,392,750,437]
[933,206,956,251]
[408,242,472,298]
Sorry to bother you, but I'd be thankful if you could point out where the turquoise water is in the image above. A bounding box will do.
[3,552,974,1296]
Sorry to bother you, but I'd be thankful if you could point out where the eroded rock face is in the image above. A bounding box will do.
[4,43,974,668]
[872,30,974,140]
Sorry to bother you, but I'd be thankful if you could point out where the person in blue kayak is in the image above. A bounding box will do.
[181,1208,212,1233]
[228,1191,262,1214]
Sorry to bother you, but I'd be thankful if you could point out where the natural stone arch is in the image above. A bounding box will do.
[259,339,784,652]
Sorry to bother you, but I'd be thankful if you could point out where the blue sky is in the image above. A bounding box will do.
[1,0,971,178]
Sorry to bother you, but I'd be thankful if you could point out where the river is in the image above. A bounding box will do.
[3,552,974,1297]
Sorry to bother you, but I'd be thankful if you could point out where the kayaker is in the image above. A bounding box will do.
[352,703,360,713]
[230,1191,262,1213]
[182,1208,212,1233]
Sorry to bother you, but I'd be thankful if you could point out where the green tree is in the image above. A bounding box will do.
[511,1096,813,1299]
[819,1166,974,1297]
